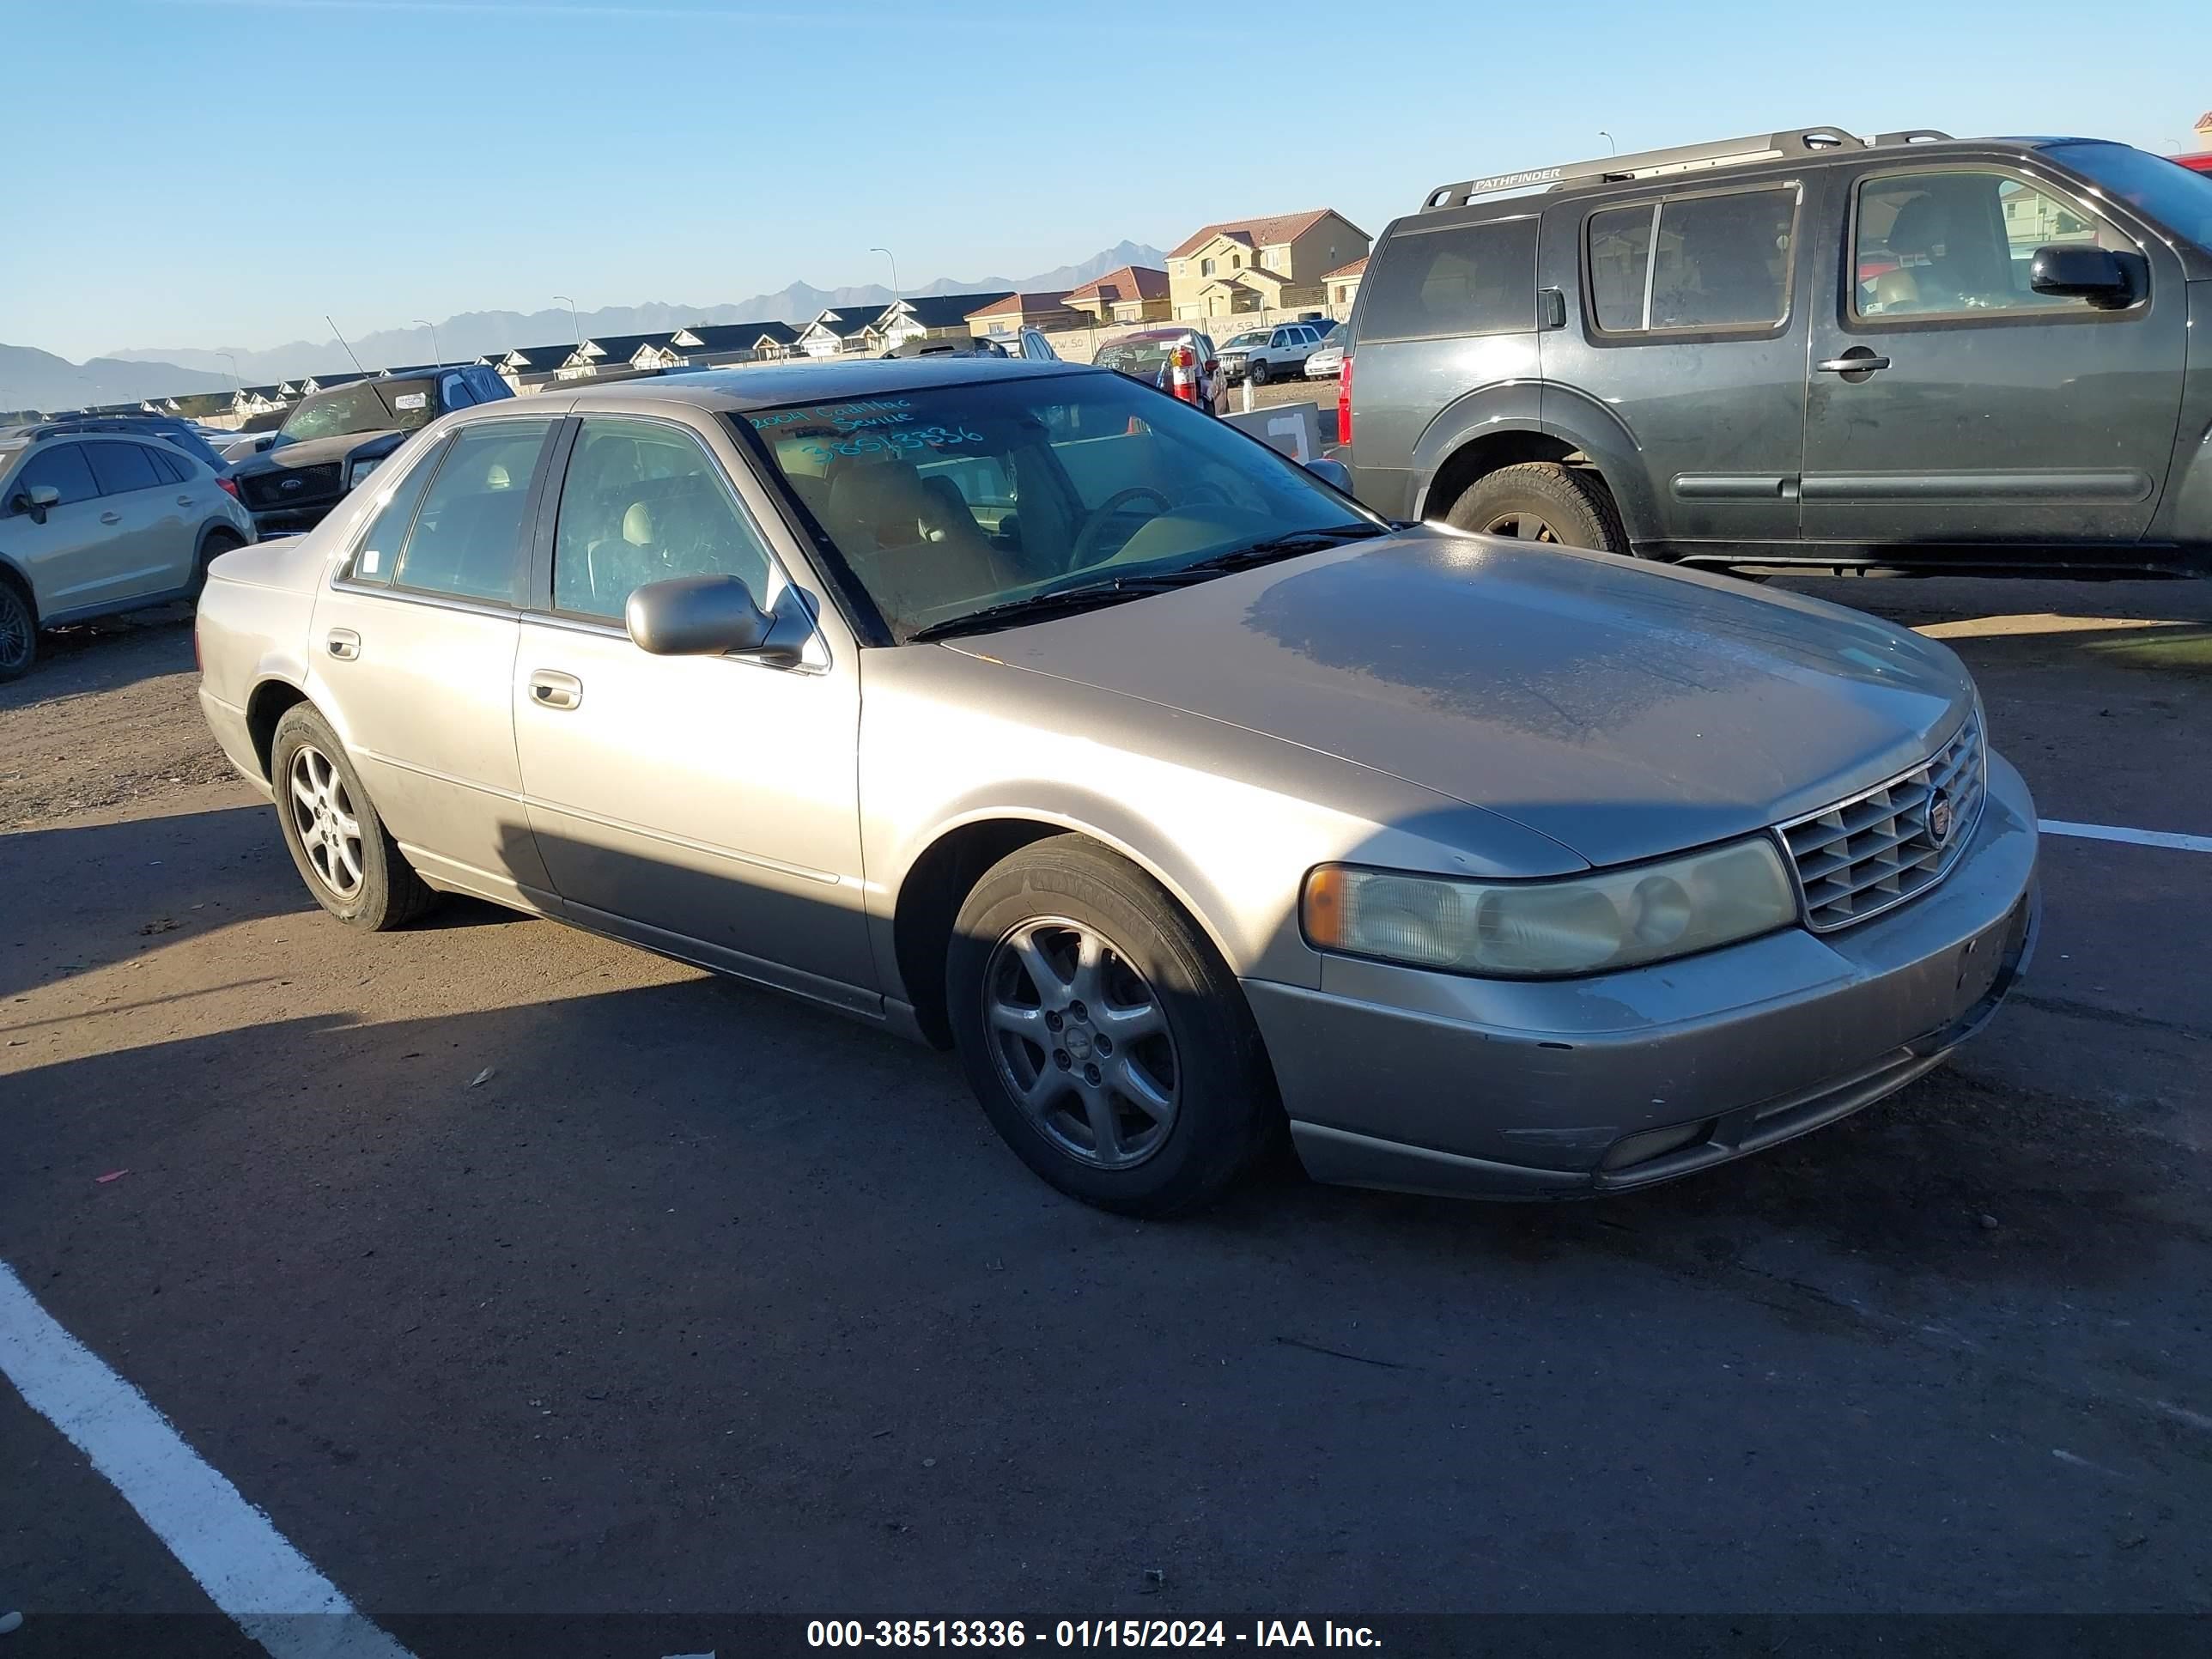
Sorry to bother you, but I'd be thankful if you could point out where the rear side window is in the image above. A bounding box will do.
[144,446,191,484]
[391,421,553,604]
[1587,185,1798,333]
[12,444,100,506]
[1359,218,1538,342]
[85,442,162,495]
[349,437,450,584]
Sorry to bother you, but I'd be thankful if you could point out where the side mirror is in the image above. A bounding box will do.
[2030,244,2130,305]
[11,483,59,523]
[1304,456,1354,494]
[626,574,805,666]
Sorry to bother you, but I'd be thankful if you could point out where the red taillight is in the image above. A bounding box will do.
[1336,355,1353,450]
[217,476,240,499]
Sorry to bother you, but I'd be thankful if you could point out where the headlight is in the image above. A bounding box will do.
[1302,837,1797,978]
[347,456,383,489]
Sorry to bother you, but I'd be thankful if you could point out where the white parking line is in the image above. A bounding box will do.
[2039,819,2212,854]
[0,1261,416,1659]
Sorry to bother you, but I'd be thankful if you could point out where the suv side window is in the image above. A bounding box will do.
[143,445,191,484]
[550,417,775,623]
[84,441,162,496]
[1851,168,2140,320]
[10,443,100,507]
[440,373,476,410]
[1359,217,1539,342]
[1587,185,1798,333]
[390,420,553,605]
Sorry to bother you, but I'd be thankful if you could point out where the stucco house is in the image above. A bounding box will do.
[1322,255,1368,313]
[1062,264,1170,325]
[965,291,1084,339]
[1165,210,1370,320]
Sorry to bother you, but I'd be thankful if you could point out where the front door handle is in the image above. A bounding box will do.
[1816,349,1892,378]
[326,629,360,660]
[528,670,582,711]
[100,511,122,526]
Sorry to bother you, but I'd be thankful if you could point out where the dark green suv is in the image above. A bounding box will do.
[1343,125,2212,573]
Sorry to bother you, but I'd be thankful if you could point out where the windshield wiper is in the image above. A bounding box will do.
[1177,522,1391,574]
[907,574,1186,642]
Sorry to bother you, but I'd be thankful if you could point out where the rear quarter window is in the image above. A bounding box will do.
[1359,217,1539,342]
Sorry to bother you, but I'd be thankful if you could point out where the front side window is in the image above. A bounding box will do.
[1359,217,1539,342]
[84,441,162,496]
[10,443,100,507]
[1853,168,2141,319]
[551,417,775,622]
[737,371,1376,638]
[1588,185,1797,333]
[390,420,552,605]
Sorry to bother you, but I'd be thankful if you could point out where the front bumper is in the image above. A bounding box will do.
[247,502,339,534]
[1247,752,2041,1200]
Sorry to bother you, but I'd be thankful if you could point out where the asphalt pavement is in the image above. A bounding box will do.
[1,573,2208,1655]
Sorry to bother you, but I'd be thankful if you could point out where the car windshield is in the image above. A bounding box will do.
[274,380,434,447]
[1091,337,1178,378]
[2048,141,2212,252]
[1222,331,1269,349]
[735,371,1376,639]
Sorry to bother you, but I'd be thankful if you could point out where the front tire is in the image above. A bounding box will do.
[269,704,437,930]
[947,836,1277,1216]
[0,580,34,683]
[1247,360,1270,386]
[1446,461,1628,554]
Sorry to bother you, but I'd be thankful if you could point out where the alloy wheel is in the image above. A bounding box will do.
[982,917,1181,1170]
[288,744,365,900]
[0,591,29,673]
[1483,511,1563,543]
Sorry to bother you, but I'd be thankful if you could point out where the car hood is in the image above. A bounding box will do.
[948,529,1976,868]
[230,429,399,476]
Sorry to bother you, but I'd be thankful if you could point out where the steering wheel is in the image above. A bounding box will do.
[1069,485,1173,570]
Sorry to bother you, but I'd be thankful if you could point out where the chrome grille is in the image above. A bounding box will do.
[1780,715,1985,933]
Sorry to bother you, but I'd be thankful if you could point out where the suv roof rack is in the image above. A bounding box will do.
[1420,125,1954,211]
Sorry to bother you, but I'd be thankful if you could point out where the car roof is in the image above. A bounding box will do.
[507,357,1095,416]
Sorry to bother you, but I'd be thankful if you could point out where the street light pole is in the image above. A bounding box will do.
[870,246,900,301]
[1599,130,1616,155]
[554,294,581,346]
[219,352,241,392]
[413,319,442,368]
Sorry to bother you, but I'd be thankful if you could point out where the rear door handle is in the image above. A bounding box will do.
[1816,350,1892,376]
[176,495,194,507]
[100,511,122,525]
[326,629,360,660]
[528,670,582,711]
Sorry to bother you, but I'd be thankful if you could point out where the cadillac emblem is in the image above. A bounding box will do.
[1928,790,1955,848]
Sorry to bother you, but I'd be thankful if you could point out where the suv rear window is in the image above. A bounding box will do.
[1359,218,1537,342]
[1587,185,1798,333]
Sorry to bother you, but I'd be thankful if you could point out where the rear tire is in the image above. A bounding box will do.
[1446,461,1628,555]
[947,836,1277,1217]
[0,578,33,683]
[269,704,438,931]
[189,527,245,601]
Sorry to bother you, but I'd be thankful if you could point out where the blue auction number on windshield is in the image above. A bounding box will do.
[800,424,984,465]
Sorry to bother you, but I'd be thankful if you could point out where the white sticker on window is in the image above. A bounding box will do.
[360,548,381,574]
[394,392,428,411]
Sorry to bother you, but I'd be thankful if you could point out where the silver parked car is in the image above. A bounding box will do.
[1,428,257,680]
[195,361,2039,1214]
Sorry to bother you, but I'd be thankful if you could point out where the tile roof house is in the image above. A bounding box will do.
[875,292,1017,349]
[1165,209,1370,321]
[1322,254,1369,312]
[964,290,1084,338]
[1063,264,1170,325]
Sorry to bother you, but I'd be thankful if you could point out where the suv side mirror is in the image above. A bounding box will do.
[2030,244,2131,306]
[11,483,60,523]
[626,574,805,666]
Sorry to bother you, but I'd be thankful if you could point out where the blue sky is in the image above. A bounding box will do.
[5,0,2207,359]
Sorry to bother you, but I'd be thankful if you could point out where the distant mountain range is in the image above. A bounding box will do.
[70,241,1165,396]
[0,346,235,416]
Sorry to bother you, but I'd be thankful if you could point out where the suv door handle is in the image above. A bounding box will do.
[528,670,582,711]
[326,629,361,660]
[176,495,195,507]
[100,511,122,526]
[1816,349,1892,377]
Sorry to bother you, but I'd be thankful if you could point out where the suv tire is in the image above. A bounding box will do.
[0,578,34,683]
[1448,462,1628,555]
[1247,360,1270,386]
[947,836,1278,1217]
